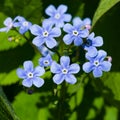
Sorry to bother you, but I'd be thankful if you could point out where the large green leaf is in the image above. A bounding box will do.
[101,72,120,101]
[12,92,40,120]
[0,87,19,120]
[92,0,120,28]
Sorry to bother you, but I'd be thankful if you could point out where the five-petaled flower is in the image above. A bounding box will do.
[83,32,103,57]
[14,16,32,34]
[39,54,53,67]
[51,56,80,84]
[17,61,45,88]
[30,20,61,49]
[45,4,72,28]
[63,17,89,46]
[0,17,14,32]
[83,50,112,78]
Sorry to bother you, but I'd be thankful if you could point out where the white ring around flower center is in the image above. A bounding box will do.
[22,21,29,26]
[27,72,33,78]
[54,13,61,19]
[94,60,99,66]
[43,31,49,37]
[73,30,79,36]
[62,68,68,74]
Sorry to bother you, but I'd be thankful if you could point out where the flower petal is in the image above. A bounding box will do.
[23,61,33,72]
[53,74,64,84]
[51,62,61,73]
[63,14,72,22]
[69,63,80,74]
[63,34,73,45]
[65,74,77,84]
[45,38,57,48]
[92,36,103,47]
[45,5,56,16]
[34,66,45,76]
[63,23,73,33]
[22,79,32,87]
[83,18,91,25]
[86,46,98,57]
[100,61,112,72]
[60,56,70,68]
[17,68,26,79]
[74,37,83,46]
[87,32,95,40]
[4,17,12,26]
[32,36,44,47]
[0,27,7,32]
[33,77,44,88]
[73,17,82,26]
[50,27,61,37]
[83,62,93,73]
[93,68,102,78]
[57,4,67,14]
[55,21,64,28]
[80,29,89,38]
[30,24,42,36]
[96,50,107,61]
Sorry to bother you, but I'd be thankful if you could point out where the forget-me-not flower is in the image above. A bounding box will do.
[39,54,53,67]
[63,17,89,46]
[0,17,14,32]
[17,61,45,88]
[30,20,61,49]
[83,50,112,78]
[38,45,54,56]
[51,56,80,84]
[14,16,32,34]
[83,32,103,57]
[45,4,72,28]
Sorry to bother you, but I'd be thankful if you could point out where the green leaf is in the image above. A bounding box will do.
[101,72,120,101]
[92,0,120,28]
[0,69,19,85]
[0,87,19,120]
[12,92,41,120]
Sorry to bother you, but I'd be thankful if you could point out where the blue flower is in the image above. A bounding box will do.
[17,61,45,88]
[83,32,103,57]
[51,56,80,84]
[38,45,54,56]
[0,17,14,32]
[63,17,89,46]
[83,50,112,78]
[14,16,32,34]
[39,54,53,67]
[30,20,61,49]
[45,4,72,28]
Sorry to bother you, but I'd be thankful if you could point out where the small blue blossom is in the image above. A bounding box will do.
[63,17,89,46]
[39,54,53,67]
[0,17,14,32]
[45,4,72,28]
[17,61,45,88]
[83,50,112,78]
[14,16,32,34]
[30,20,61,49]
[51,56,80,84]
[72,17,91,30]
[83,32,103,57]
[38,45,54,56]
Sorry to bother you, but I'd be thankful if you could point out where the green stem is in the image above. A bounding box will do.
[57,82,67,120]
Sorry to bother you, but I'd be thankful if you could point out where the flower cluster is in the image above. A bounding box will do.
[0,4,112,88]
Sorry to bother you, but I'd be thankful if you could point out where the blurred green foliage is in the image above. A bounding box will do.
[0,0,120,120]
